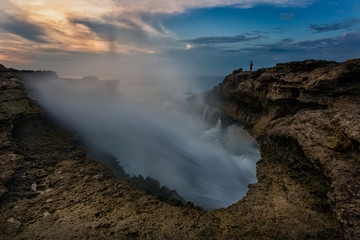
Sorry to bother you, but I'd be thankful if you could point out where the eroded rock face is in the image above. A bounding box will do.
[0,68,217,239]
[207,59,360,239]
[0,60,359,239]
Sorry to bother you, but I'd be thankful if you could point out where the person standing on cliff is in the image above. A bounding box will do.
[250,61,253,71]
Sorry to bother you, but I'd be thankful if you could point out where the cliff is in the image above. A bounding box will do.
[0,60,359,239]
[206,59,360,239]
[0,66,217,239]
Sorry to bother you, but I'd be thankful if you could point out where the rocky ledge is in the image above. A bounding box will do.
[206,59,360,239]
[0,60,359,239]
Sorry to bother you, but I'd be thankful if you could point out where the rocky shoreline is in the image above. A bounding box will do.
[206,59,360,239]
[0,60,359,239]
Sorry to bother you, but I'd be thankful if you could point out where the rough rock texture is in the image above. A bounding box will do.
[0,66,218,239]
[206,59,360,239]
[0,60,359,239]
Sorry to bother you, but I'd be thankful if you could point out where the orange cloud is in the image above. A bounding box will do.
[1,0,157,63]
[0,0,313,64]
[0,54,36,64]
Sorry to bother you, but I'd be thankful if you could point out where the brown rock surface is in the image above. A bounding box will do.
[207,60,360,239]
[0,60,359,239]
[0,67,217,239]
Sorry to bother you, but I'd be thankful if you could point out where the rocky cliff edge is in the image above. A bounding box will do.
[206,59,360,239]
[0,60,359,239]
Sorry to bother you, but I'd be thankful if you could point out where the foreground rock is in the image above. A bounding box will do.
[0,66,217,239]
[0,60,359,239]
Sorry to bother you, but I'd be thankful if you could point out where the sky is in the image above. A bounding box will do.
[0,0,359,79]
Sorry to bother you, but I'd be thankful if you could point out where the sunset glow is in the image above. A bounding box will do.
[0,0,359,76]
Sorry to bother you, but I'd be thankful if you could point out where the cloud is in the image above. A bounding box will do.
[0,0,316,64]
[0,33,41,64]
[0,15,47,43]
[184,33,265,45]
[327,1,339,6]
[167,32,360,78]
[70,20,151,46]
[280,13,294,21]
[2,0,315,38]
[230,32,360,59]
[310,18,360,33]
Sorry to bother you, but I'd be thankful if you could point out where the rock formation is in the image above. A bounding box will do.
[0,60,359,239]
[0,66,216,239]
[206,59,360,239]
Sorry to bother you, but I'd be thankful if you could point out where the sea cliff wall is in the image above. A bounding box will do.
[206,59,360,239]
[0,66,217,239]
[0,60,359,239]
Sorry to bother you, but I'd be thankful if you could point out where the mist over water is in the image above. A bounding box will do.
[26,72,260,211]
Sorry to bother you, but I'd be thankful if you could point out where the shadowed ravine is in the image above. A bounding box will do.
[0,60,359,239]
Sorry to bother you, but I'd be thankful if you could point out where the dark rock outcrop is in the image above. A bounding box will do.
[0,60,359,239]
